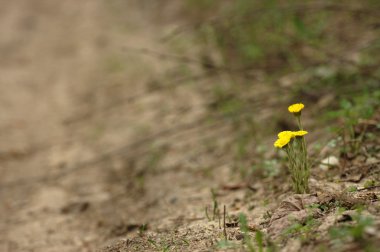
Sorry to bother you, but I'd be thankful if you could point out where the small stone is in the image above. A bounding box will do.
[319,156,339,171]
[366,157,378,165]
[365,226,376,236]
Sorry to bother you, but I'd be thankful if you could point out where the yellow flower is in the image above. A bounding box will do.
[278,131,295,139]
[288,103,304,114]
[293,130,308,137]
[274,136,292,148]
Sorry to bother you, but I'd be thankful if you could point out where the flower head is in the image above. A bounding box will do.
[274,136,292,148]
[293,130,308,137]
[278,131,295,139]
[288,103,304,114]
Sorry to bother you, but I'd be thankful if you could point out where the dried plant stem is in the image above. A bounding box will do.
[223,205,227,241]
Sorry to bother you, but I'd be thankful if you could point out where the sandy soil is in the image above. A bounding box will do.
[1,1,379,252]
[0,0,208,251]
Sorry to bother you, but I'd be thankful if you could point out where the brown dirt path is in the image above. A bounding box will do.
[0,1,212,251]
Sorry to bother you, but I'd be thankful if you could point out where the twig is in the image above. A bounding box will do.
[205,206,211,221]
[218,208,221,229]
[223,205,227,241]
[357,185,380,191]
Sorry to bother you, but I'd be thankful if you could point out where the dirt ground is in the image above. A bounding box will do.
[1,1,379,252]
[0,0,178,250]
[0,1,227,251]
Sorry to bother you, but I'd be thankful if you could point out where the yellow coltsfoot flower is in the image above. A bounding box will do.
[278,131,295,139]
[292,130,308,137]
[288,103,304,114]
[274,103,310,193]
[274,136,292,148]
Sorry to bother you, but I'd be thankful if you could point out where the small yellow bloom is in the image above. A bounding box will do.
[278,131,294,139]
[274,136,292,148]
[288,103,304,114]
[293,130,308,137]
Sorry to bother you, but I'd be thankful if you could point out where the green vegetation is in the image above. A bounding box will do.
[178,0,380,121]
[239,213,257,252]
[326,91,380,155]
[329,210,374,249]
[282,217,320,242]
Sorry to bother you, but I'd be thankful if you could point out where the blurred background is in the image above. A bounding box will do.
[0,0,379,251]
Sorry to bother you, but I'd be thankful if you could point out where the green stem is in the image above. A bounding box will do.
[296,116,303,130]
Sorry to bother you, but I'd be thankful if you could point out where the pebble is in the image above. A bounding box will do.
[319,156,339,171]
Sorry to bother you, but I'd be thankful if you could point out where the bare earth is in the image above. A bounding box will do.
[1,1,379,252]
[0,0,204,251]
[0,1,234,251]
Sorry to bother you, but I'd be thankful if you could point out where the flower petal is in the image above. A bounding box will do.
[288,103,304,113]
